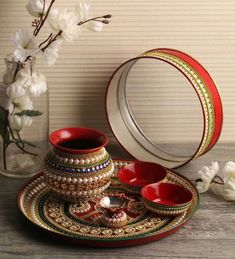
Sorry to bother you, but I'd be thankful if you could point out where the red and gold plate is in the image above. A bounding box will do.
[18,160,199,247]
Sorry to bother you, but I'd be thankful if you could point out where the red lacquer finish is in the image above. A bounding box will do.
[17,159,200,248]
[151,48,223,153]
[105,48,223,168]
[141,182,193,206]
[49,127,109,154]
[118,161,167,188]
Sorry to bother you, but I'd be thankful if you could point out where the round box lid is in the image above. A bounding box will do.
[106,48,223,168]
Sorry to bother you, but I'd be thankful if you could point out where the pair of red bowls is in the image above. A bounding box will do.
[118,161,193,216]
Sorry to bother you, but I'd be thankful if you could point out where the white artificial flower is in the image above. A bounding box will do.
[7,81,26,99]
[48,8,80,41]
[77,1,90,21]
[1,80,33,113]
[42,38,63,66]
[6,81,33,110]
[75,2,104,32]
[222,177,235,201]
[19,71,47,97]
[26,0,49,17]
[221,162,235,201]
[8,154,35,170]
[13,95,33,110]
[13,29,39,62]
[16,58,36,79]
[9,114,32,131]
[223,161,235,182]
[28,72,47,96]
[196,161,219,193]
[210,183,224,196]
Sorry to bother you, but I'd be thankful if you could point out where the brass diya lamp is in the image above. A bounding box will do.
[43,127,114,202]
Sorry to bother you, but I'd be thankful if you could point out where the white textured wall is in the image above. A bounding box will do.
[0,0,234,145]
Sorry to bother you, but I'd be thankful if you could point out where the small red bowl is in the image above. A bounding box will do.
[141,182,193,216]
[117,161,167,193]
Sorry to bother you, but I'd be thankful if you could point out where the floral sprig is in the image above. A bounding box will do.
[0,0,111,170]
[196,161,235,201]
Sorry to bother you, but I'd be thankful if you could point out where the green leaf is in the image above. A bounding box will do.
[15,110,43,117]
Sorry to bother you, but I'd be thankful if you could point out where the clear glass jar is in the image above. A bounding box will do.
[0,59,49,178]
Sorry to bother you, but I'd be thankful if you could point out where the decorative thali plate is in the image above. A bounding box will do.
[18,160,199,247]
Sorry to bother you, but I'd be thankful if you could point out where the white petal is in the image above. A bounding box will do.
[223,161,235,179]
[75,1,90,21]
[48,8,61,32]
[13,49,28,62]
[9,115,22,131]
[85,21,103,32]
[196,161,219,194]
[26,0,49,17]
[222,189,235,201]
[43,39,63,66]
[48,8,80,41]
[28,72,47,96]
[7,82,26,98]
[13,95,33,110]
[210,161,219,174]
[196,181,210,193]
[12,29,38,61]
[210,183,224,196]
[21,115,33,128]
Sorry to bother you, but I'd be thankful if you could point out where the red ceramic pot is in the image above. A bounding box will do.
[43,127,114,202]
[118,161,167,193]
[49,127,109,154]
[141,182,193,216]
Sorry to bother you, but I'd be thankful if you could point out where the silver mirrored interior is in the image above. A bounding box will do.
[119,58,204,159]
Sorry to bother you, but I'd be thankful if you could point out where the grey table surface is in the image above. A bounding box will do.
[0,143,235,259]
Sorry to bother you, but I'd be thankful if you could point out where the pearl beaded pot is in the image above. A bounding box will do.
[43,127,114,202]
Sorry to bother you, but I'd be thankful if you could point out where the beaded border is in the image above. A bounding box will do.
[141,51,214,158]
[18,160,199,244]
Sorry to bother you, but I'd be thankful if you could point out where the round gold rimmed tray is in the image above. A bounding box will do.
[18,160,199,247]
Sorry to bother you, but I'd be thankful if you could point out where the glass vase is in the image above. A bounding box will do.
[0,86,49,178]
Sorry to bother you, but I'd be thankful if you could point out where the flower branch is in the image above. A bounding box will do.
[0,0,111,171]
[38,33,53,48]
[78,14,111,26]
[33,0,56,36]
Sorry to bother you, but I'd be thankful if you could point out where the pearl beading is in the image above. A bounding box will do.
[44,163,114,184]
[45,156,112,173]
[100,210,128,228]
[142,51,215,157]
[19,161,199,243]
[52,147,107,162]
[49,180,111,199]
[71,202,91,214]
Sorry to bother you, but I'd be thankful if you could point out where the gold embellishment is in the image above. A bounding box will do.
[18,160,199,243]
[141,51,215,157]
